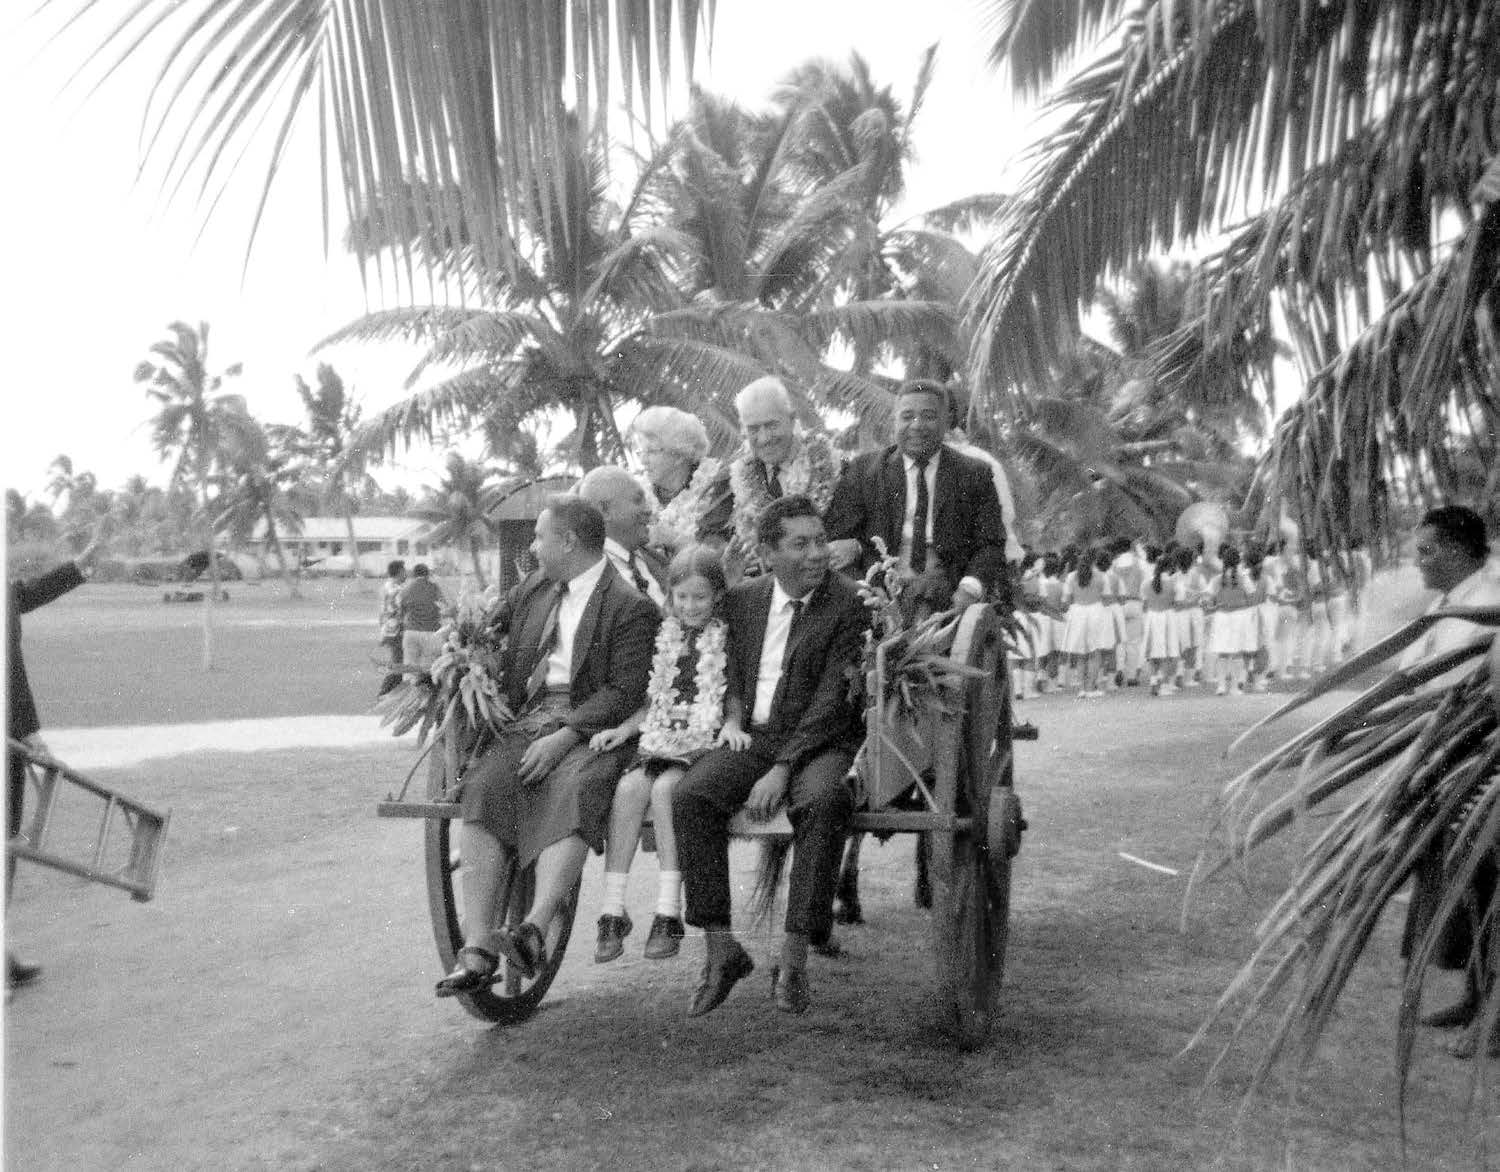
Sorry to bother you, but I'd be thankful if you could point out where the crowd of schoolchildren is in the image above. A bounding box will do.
[1011,536,1372,699]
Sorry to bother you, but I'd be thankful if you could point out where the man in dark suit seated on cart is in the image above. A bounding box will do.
[824,378,1010,615]
[435,495,660,995]
[673,494,868,1017]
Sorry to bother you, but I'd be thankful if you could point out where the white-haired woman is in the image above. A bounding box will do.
[628,406,726,555]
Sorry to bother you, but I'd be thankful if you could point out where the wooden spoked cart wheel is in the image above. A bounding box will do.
[925,604,1022,1050]
[419,733,579,1024]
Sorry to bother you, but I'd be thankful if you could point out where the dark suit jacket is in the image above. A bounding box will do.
[492,561,660,738]
[8,563,86,740]
[824,444,1008,596]
[725,571,866,773]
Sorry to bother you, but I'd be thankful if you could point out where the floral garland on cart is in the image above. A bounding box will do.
[645,457,724,553]
[638,616,729,761]
[727,430,839,573]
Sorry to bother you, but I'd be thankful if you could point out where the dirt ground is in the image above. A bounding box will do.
[5,580,1495,1170]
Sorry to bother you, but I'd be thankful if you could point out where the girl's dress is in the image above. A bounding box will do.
[1140,571,1182,659]
[1208,572,1264,655]
[1042,573,1068,654]
[1019,565,1051,660]
[1177,562,1210,655]
[1061,570,1116,654]
[635,617,731,773]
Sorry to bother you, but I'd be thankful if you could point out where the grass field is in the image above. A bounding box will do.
[6,574,1495,1170]
[22,577,468,726]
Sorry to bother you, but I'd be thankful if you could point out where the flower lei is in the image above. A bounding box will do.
[727,430,839,556]
[638,616,729,760]
[645,457,723,553]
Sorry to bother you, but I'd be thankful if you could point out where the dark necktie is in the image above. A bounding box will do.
[627,551,651,597]
[765,462,783,499]
[525,581,568,702]
[910,457,930,572]
[781,598,804,668]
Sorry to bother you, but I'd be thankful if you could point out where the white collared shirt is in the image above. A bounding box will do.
[751,579,813,726]
[545,555,610,687]
[899,450,940,571]
[1399,567,1500,682]
[604,537,665,609]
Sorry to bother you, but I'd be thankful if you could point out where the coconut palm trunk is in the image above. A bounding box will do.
[343,509,360,579]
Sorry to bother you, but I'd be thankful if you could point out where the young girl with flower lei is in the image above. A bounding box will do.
[587,545,748,962]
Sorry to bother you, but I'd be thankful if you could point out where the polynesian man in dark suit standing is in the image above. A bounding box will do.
[436,496,660,995]
[824,378,1010,615]
[673,494,868,1017]
[7,537,101,991]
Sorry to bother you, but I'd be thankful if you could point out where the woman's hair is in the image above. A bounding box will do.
[667,543,728,597]
[1076,549,1095,588]
[1175,545,1195,574]
[1221,544,1242,588]
[629,406,711,463]
[1042,551,1062,577]
[1093,547,1113,572]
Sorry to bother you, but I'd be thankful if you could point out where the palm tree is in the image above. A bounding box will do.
[135,320,247,669]
[214,419,313,593]
[972,0,1500,1120]
[408,453,501,590]
[63,3,710,292]
[650,78,969,438]
[294,364,374,578]
[324,114,769,471]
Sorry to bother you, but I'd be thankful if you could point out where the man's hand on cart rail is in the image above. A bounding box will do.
[745,764,791,821]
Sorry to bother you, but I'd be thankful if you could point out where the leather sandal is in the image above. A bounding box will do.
[435,946,498,997]
[494,922,546,982]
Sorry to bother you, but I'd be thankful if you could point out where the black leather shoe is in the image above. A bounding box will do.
[770,964,809,1014]
[494,923,546,982]
[6,953,41,990]
[435,946,498,997]
[643,915,684,960]
[1422,997,1478,1029]
[595,913,632,963]
[688,941,753,1017]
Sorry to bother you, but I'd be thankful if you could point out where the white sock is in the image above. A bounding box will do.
[601,871,628,918]
[656,870,682,918]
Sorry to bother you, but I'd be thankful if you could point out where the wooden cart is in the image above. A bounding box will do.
[378,602,1024,1048]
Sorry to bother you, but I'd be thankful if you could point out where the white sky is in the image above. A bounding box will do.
[0,1,1027,504]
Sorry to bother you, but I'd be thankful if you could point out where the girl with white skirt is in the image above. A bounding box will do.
[1016,553,1050,700]
[1208,547,1265,695]
[1140,552,1183,694]
[1062,550,1117,698]
[1175,546,1210,686]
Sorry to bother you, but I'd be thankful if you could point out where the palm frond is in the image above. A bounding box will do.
[53,1,710,284]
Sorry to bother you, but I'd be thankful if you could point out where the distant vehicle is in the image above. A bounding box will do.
[176,551,243,582]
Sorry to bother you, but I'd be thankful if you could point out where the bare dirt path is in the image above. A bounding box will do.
[5,689,1492,1171]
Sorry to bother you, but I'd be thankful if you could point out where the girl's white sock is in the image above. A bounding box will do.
[656,870,682,918]
[601,871,629,918]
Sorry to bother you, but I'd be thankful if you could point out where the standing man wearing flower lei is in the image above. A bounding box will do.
[699,377,842,580]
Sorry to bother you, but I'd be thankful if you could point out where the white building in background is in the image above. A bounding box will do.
[252,516,441,575]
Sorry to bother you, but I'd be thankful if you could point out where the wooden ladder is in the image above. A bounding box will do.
[7,739,170,902]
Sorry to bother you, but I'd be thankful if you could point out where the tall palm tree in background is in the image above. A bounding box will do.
[409,453,502,590]
[295,363,373,579]
[973,0,1500,1118]
[214,419,313,594]
[135,320,248,670]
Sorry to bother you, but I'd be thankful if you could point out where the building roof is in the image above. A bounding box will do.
[255,516,434,542]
